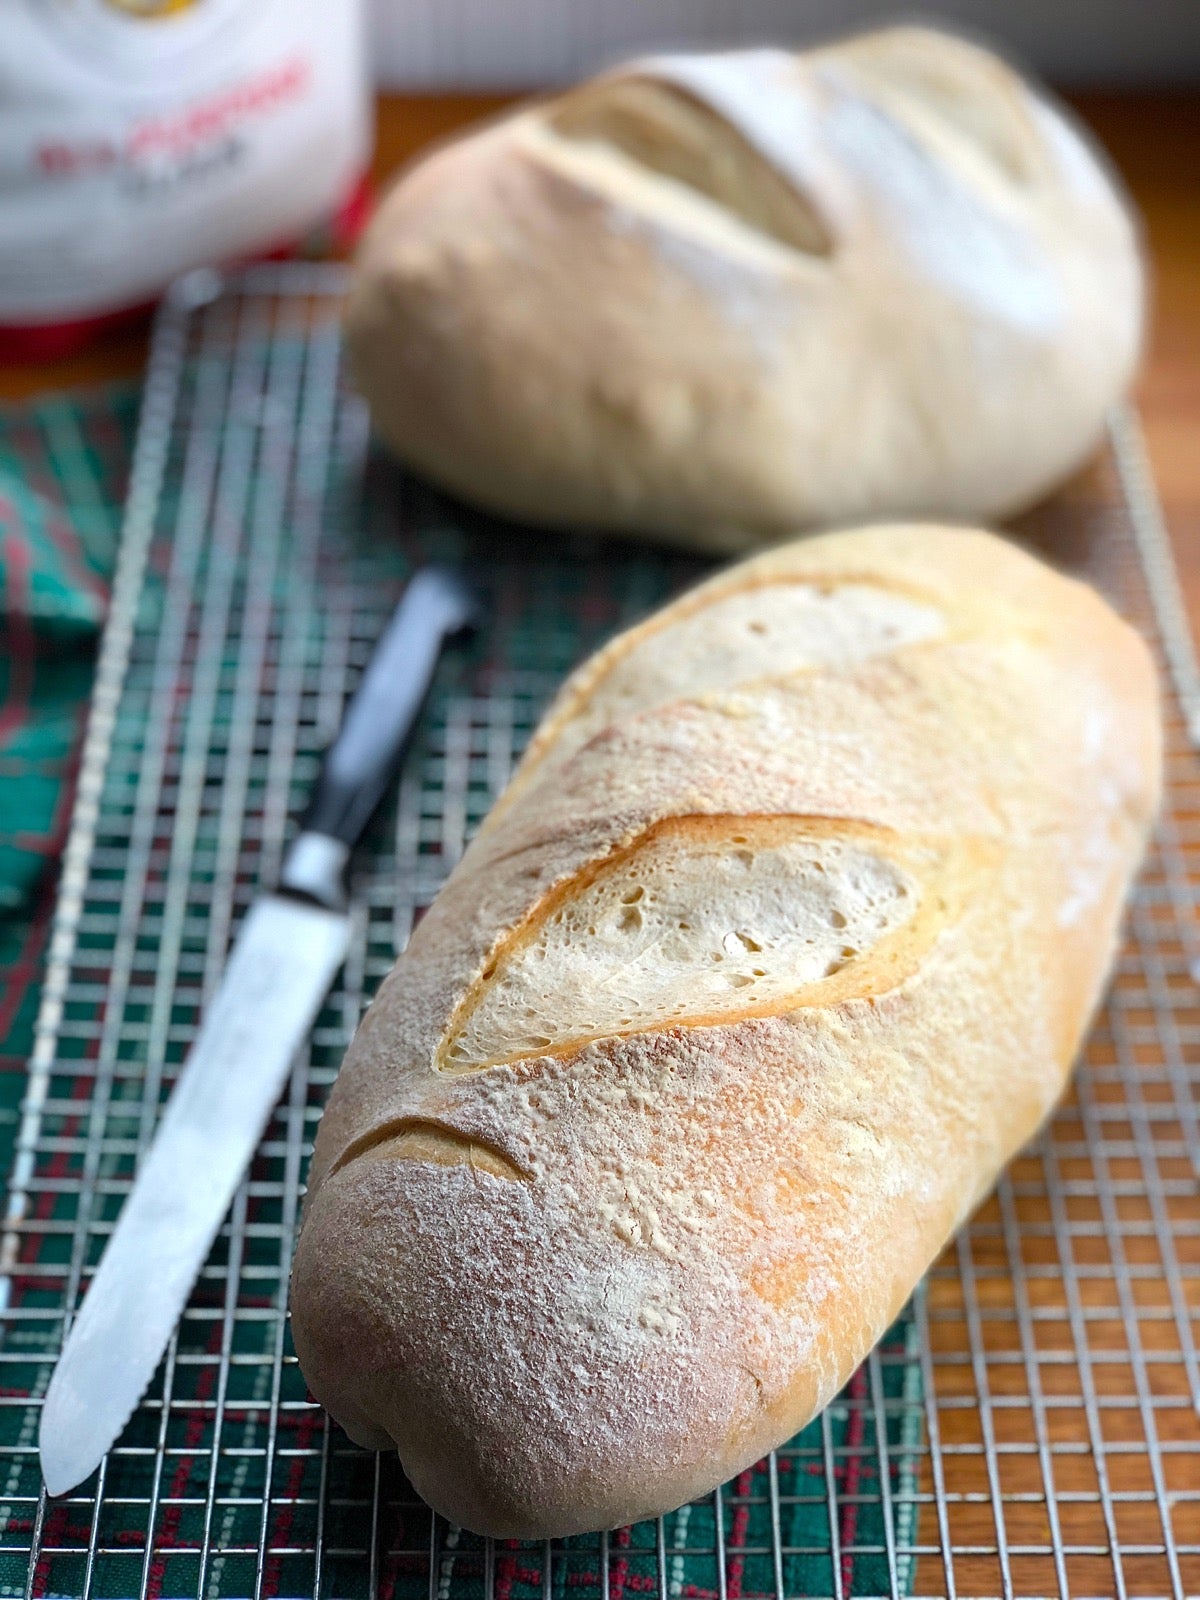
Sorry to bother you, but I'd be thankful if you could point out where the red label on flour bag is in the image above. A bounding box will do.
[0,0,371,356]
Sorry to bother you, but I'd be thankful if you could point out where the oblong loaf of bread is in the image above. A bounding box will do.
[291,524,1160,1537]
[346,26,1143,550]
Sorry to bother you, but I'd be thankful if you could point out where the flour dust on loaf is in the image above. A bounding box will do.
[346,26,1143,550]
[291,524,1160,1538]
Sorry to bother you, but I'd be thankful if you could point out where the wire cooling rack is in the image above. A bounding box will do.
[0,265,1197,1599]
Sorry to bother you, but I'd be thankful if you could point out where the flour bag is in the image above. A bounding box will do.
[0,0,370,356]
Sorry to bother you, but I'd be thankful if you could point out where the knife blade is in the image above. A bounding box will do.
[39,566,477,1499]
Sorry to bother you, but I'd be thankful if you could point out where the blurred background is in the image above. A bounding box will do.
[366,0,1200,86]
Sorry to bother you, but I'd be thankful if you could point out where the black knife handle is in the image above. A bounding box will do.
[278,567,477,910]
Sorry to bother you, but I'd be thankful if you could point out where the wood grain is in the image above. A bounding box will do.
[1073,93,1200,642]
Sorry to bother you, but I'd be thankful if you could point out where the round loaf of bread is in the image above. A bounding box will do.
[345,26,1144,551]
[290,523,1160,1537]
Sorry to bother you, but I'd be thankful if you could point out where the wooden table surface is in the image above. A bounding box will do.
[1,91,1197,1595]
[2,91,1196,567]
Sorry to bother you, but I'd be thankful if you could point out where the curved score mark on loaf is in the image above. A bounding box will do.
[548,76,834,257]
[829,29,1042,189]
[438,814,971,1074]
[331,1118,528,1183]
[489,574,947,826]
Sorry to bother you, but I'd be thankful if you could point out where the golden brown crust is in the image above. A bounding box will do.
[290,523,1160,1537]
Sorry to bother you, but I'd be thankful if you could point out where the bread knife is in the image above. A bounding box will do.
[39,566,477,1498]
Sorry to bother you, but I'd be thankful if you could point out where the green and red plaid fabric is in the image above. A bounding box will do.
[14,1334,919,1600]
[0,385,140,1158]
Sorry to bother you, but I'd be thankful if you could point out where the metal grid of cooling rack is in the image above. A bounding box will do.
[0,264,1197,1599]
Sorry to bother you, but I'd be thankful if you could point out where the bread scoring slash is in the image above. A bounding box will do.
[345,26,1143,549]
[290,524,1160,1537]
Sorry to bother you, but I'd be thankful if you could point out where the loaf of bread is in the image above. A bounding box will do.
[345,27,1143,552]
[290,524,1160,1537]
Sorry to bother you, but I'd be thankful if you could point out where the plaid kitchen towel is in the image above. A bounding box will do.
[0,384,140,1171]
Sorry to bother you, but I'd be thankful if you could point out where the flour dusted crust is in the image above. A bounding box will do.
[345,26,1144,550]
[290,524,1160,1537]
